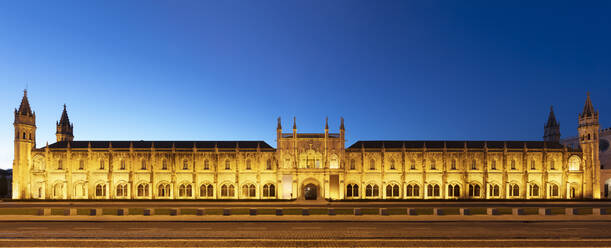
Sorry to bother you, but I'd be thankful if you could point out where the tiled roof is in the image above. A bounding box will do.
[46,140,274,150]
[347,140,569,150]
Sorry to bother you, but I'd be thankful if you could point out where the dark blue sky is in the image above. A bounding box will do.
[1,1,610,168]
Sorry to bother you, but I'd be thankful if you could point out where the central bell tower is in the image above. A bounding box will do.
[13,90,36,199]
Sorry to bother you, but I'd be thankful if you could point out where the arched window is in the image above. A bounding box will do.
[471,160,477,170]
[221,184,235,197]
[491,160,496,170]
[241,184,256,198]
[390,159,396,170]
[386,184,400,197]
[406,184,420,197]
[330,155,339,169]
[430,160,436,170]
[120,160,126,170]
[530,159,536,170]
[183,159,189,170]
[549,184,559,197]
[428,184,440,197]
[365,184,379,197]
[99,160,105,170]
[162,159,168,170]
[263,183,276,197]
[137,184,150,197]
[246,159,251,170]
[79,160,84,170]
[451,160,457,170]
[369,159,375,170]
[95,184,106,197]
[511,160,516,170]
[350,159,356,170]
[550,159,555,170]
[469,184,480,197]
[346,184,359,197]
[410,160,416,170]
[179,184,192,197]
[200,184,214,197]
[449,184,461,197]
[225,159,231,170]
[529,184,539,197]
[489,184,500,197]
[58,160,63,170]
[141,160,146,170]
[569,156,580,171]
[54,183,63,198]
[509,184,520,197]
[116,184,127,197]
[204,159,209,170]
[158,183,171,197]
[266,159,272,170]
[23,132,26,139]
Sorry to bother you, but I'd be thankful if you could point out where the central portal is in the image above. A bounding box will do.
[304,184,317,200]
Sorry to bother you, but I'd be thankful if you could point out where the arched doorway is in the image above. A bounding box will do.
[304,184,317,200]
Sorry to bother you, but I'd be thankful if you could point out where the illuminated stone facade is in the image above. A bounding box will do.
[12,91,602,200]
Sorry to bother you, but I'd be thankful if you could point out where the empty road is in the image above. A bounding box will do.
[0,221,610,247]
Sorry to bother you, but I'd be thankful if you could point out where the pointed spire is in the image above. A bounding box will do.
[340,117,345,130]
[581,92,596,118]
[277,117,282,130]
[292,116,296,130]
[17,89,33,116]
[545,106,559,128]
[325,116,329,130]
[58,104,71,127]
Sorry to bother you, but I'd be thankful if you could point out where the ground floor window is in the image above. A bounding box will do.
[365,184,379,197]
[95,184,106,197]
[509,184,519,197]
[137,184,149,197]
[468,184,480,197]
[158,183,171,197]
[386,184,400,197]
[448,184,460,197]
[529,184,539,197]
[262,184,275,197]
[427,184,440,197]
[489,184,500,197]
[116,184,128,197]
[221,184,235,197]
[346,184,359,198]
[549,184,559,197]
[242,184,256,198]
[200,184,214,197]
[179,184,192,197]
[406,184,420,197]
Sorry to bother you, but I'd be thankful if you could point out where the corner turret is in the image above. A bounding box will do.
[56,104,74,142]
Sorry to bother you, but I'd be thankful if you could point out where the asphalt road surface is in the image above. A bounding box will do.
[0,221,610,247]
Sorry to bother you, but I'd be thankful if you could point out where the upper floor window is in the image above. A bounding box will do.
[369,159,375,170]
[183,159,189,170]
[410,160,416,170]
[141,160,146,170]
[390,159,396,170]
[246,159,252,170]
[430,160,436,170]
[266,159,272,170]
[491,160,496,170]
[569,156,580,171]
[451,160,457,170]
[162,159,168,170]
[471,159,477,170]
[204,159,209,170]
[550,159,555,170]
[58,159,63,170]
[120,160,126,170]
[530,160,536,170]
[225,159,231,170]
[350,159,356,170]
[99,159,105,170]
[511,160,516,170]
[79,160,84,170]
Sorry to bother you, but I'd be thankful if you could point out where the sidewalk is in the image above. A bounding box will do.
[2,214,611,222]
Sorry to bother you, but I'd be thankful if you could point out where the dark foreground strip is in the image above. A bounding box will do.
[0,239,610,247]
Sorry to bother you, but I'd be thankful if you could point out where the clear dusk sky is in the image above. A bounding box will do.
[1,1,610,169]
